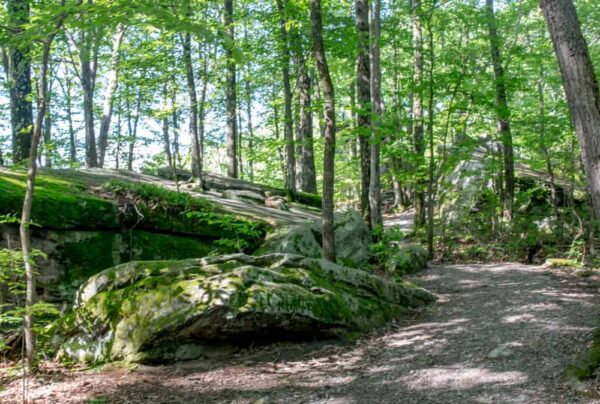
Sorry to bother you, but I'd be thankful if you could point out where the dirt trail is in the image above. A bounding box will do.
[2,261,600,403]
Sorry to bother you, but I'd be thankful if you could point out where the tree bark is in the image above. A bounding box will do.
[224,0,238,178]
[486,0,515,219]
[291,28,317,194]
[355,0,372,224]
[182,24,203,188]
[311,0,336,262]
[126,91,141,171]
[540,0,600,222]
[369,0,383,232]
[97,24,126,168]
[412,0,426,227]
[7,0,33,164]
[20,0,72,372]
[275,0,297,194]
[79,0,98,168]
[426,4,436,258]
[161,83,173,170]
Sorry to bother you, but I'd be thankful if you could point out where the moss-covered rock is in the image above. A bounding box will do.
[55,253,436,364]
[257,210,372,268]
[387,243,429,276]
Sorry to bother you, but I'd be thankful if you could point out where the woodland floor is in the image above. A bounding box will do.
[3,260,600,403]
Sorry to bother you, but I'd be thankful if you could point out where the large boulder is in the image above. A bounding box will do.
[257,209,372,268]
[330,210,373,268]
[54,253,435,364]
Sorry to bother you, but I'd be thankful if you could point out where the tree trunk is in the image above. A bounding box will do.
[412,0,426,227]
[161,83,173,170]
[355,0,371,224]
[182,26,203,188]
[369,0,383,232]
[97,24,126,168]
[244,74,255,182]
[126,91,141,171]
[541,0,600,222]
[426,5,436,258]
[224,0,238,178]
[291,27,317,193]
[20,0,71,372]
[80,1,98,168]
[486,0,515,219]
[7,0,33,164]
[311,0,336,262]
[275,0,297,194]
[171,86,181,169]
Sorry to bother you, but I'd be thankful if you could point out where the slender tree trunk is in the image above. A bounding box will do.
[291,29,316,194]
[412,0,426,227]
[244,75,255,182]
[57,73,77,164]
[537,68,558,211]
[80,1,98,168]
[486,0,515,219]
[20,0,71,372]
[541,0,600,222]
[171,87,181,169]
[275,0,297,194]
[115,101,121,170]
[273,101,286,181]
[355,0,372,224]
[126,92,141,171]
[97,24,126,168]
[161,83,173,170]
[369,0,383,232]
[426,5,436,258]
[224,0,238,178]
[311,0,336,262]
[7,0,33,164]
[182,27,203,188]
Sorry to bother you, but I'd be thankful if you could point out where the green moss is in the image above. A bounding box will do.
[130,231,217,260]
[564,327,600,381]
[289,191,322,209]
[0,170,118,230]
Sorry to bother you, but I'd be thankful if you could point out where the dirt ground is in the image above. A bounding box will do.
[2,262,600,403]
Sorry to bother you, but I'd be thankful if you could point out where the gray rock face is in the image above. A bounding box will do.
[330,210,373,268]
[221,190,266,206]
[54,253,436,364]
[257,209,372,268]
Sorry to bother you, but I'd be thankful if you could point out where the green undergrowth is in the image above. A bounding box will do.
[564,327,600,385]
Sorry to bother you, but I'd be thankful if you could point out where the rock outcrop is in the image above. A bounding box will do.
[256,210,372,268]
[55,253,436,364]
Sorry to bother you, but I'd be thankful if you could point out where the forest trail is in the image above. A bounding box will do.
[4,261,600,403]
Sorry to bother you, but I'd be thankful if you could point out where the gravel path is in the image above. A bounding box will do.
[2,262,600,403]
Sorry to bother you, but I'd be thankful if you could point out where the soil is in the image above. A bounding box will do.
[2,261,600,403]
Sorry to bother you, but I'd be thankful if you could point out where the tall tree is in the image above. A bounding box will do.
[486,0,515,219]
[355,0,371,223]
[7,0,33,164]
[311,0,336,262]
[97,24,126,168]
[411,0,426,227]
[224,0,238,178]
[182,14,203,188]
[369,0,383,232]
[291,26,317,193]
[77,0,99,168]
[540,0,600,221]
[20,0,75,371]
[275,0,296,194]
